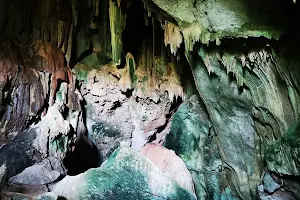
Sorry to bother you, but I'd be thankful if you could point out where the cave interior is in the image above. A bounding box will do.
[0,0,300,199]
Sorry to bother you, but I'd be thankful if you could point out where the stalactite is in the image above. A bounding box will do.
[144,8,149,26]
[182,23,207,52]
[202,48,288,135]
[65,24,73,66]
[164,22,182,55]
[35,43,73,106]
[117,0,122,7]
[57,21,65,48]
[272,50,300,121]
[221,54,244,87]
[90,0,100,29]
[109,0,126,64]
[93,0,100,17]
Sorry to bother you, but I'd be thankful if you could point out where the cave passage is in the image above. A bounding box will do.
[63,137,101,176]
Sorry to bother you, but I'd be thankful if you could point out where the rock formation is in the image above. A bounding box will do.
[0,0,300,199]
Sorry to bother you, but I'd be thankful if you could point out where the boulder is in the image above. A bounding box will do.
[140,143,195,194]
[0,102,73,188]
[9,157,66,185]
[263,173,280,194]
[51,147,197,200]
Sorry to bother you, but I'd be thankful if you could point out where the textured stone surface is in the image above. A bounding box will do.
[0,41,48,144]
[2,184,49,196]
[265,120,300,176]
[165,94,228,199]
[263,173,280,194]
[258,173,300,200]
[179,39,300,199]
[0,90,84,188]
[1,192,58,200]
[148,0,293,46]
[75,60,183,160]
[52,147,197,200]
[9,157,65,185]
[140,143,195,194]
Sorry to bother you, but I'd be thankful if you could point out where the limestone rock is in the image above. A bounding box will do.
[9,157,66,185]
[140,143,195,194]
[148,0,288,46]
[2,184,49,196]
[183,42,300,199]
[1,192,58,200]
[0,100,75,188]
[165,95,226,199]
[265,120,300,176]
[52,147,197,200]
[1,192,30,200]
[75,62,178,158]
[32,103,71,160]
[34,192,58,200]
[263,173,280,194]
[0,41,48,144]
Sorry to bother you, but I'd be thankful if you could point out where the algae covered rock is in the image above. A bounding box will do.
[165,94,233,199]
[52,147,197,200]
[266,120,300,176]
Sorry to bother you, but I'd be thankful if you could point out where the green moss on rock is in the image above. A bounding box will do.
[266,120,300,175]
[52,147,197,200]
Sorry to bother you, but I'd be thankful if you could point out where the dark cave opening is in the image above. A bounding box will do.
[63,89,101,176]
[63,135,101,176]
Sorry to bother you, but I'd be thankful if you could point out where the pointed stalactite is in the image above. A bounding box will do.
[164,21,182,55]
[182,23,203,52]
[109,0,126,64]
[65,24,73,66]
